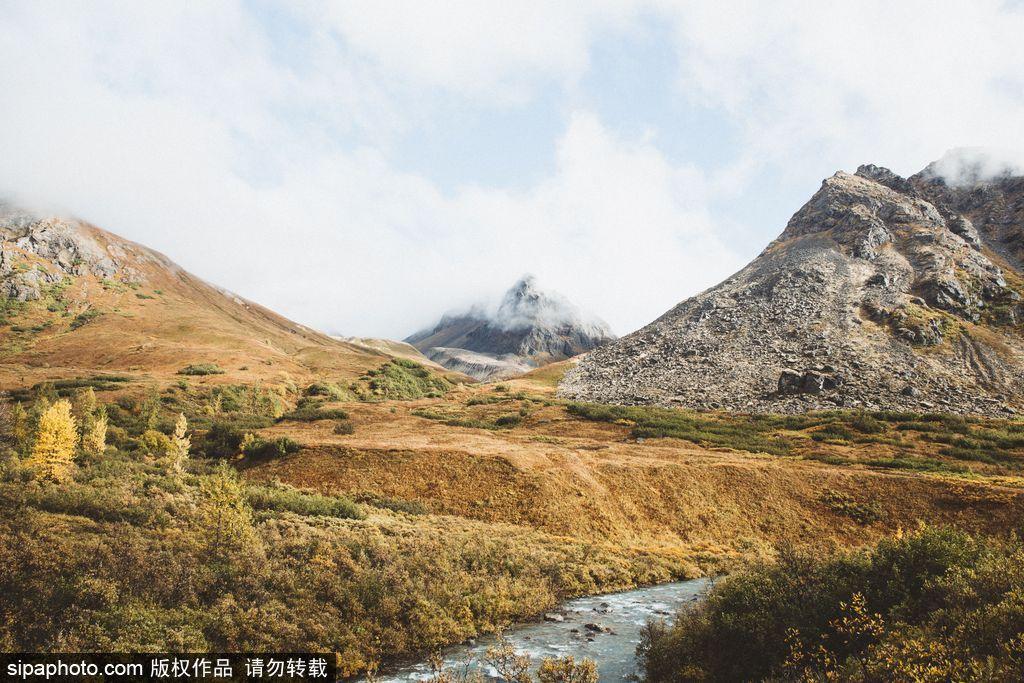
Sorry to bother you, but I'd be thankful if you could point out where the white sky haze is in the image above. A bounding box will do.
[1,1,1023,338]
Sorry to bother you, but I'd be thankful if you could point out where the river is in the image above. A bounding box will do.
[375,578,710,682]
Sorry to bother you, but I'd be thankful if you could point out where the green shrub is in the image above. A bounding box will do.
[240,436,301,460]
[177,363,225,376]
[364,361,453,400]
[69,309,102,330]
[333,419,355,435]
[279,406,349,422]
[495,414,522,428]
[567,403,793,455]
[199,423,246,459]
[820,489,882,524]
[246,484,362,519]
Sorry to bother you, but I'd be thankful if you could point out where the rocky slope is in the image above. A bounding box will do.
[407,275,615,380]
[560,157,1024,415]
[0,202,390,388]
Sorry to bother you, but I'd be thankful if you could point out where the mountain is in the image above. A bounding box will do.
[406,275,615,380]
[0,203,391,389]
[560,154,1024,415]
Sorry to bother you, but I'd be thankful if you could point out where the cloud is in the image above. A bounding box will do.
[1,1,1022,344]
[306,1,643,100]
[658,0,1024,176]
[922,147,1024,187]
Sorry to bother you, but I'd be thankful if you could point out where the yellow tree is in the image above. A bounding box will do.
[170,413,190,474]
[30,400,78,481]
[82,411,107,457]
[196,464,261,565]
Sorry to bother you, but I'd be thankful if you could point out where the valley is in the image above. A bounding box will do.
[3,160,1024,680]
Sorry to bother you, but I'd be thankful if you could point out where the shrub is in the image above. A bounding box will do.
[199,423,246,459]
[354,492,427,515]
[639,527,1019,682]
[137,429,173,457]
[333,419,355,435]
[495,414,522,428]
[69,309,102,330]
[279,406,349,422]
[364,361,453,400]
[240,435,301,460]
[820,489,882,524]
[177,363,225,376]
[246,484,363,520]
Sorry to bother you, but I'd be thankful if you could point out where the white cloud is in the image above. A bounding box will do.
[306,1,643,100]
[1,1,1022,343]
[658,0,1024,176]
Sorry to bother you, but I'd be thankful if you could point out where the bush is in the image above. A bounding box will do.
[69,309,102,330]
[240,436,301,460]
[333,419,355,435]
[495,414,522,428]
[199,423,246,459]
[245,484,363,519]
[639,527,1021,682]
[279,406,349,422]
[364,361,453,400]
[177,363,225,376]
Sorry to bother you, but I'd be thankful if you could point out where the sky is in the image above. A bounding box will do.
[1,1,1024,339]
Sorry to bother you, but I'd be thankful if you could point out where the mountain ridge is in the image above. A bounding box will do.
[560,157,1024,415]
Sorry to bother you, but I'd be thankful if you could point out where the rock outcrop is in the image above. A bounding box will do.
[560,159,1024,415]
[408,275,615,381]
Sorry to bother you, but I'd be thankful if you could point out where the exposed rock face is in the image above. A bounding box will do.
[1,203,155,301]
[560,161,1024,415]
[407,275,615,381]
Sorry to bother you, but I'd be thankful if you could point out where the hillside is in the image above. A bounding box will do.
[3,200,1024,677]
[407,275,615,380]
[0,203,393,389]
[561,158,1024,415]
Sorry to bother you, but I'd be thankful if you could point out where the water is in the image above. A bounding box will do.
[375,578,710,682]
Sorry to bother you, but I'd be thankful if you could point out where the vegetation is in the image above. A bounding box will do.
[566,403,1024,473]
[279,405,350,422]
[567,403,797,455]
[69,308,102,330]
[364,359,453,400]
[177,363,226,376]
[246,482,363,520]
[29,400,78,481]
[639,527,1024,682]
[0,436,678,676]
[820,489,882,525]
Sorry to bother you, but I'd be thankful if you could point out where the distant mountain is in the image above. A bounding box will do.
[561,153,1024,415]
[0,202,390,388]
[406,275,615,380]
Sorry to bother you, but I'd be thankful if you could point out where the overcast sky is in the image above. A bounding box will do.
[2,1,1024,339]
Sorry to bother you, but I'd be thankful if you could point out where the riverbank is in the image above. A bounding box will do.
[373,578,711,682]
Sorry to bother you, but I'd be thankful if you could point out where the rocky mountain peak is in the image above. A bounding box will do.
[560,156,1024,415]
[407,275,615,380]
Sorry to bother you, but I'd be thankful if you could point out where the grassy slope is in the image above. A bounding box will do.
[0,222,407,391]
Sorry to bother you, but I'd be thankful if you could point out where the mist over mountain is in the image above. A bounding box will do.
[407,275,615,380]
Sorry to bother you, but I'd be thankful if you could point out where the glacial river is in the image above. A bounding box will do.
[375,578,710,682]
